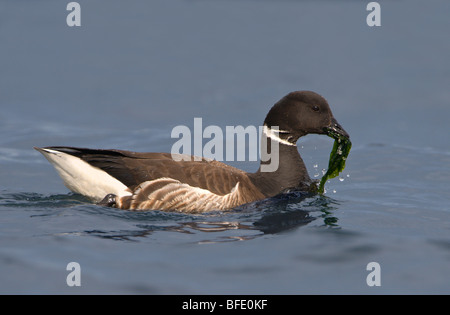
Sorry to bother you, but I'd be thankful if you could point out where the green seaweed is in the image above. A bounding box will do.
[318,133,352,194]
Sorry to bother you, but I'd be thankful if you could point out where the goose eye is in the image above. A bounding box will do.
[312,105,320,112]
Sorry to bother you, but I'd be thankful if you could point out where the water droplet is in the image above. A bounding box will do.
[339,177,344,182]
[333,189,337,193]
[322,168,326,175]
[346,174,350,178]
[314,173,319,178]
[313,163,318,169]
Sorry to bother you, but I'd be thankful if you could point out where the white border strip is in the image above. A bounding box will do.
[262,126,296,147]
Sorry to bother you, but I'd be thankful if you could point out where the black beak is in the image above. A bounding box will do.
[325,117,350,139]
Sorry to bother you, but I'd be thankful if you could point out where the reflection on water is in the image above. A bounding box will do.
[91,192,340,243]
[0,191,339,243]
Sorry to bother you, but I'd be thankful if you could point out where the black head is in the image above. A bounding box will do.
[264,91,349,144]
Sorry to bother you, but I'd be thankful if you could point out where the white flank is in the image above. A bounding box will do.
[128,178,242,212]
[36,148,131,202]
[262,126,296,146]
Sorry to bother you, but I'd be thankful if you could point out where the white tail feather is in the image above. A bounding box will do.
[35,147,131,202]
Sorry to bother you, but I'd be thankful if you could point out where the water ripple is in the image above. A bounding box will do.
[0,190,339,243]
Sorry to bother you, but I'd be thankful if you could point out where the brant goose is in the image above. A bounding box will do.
[35,91,350,213]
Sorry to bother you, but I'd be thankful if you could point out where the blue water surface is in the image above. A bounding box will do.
[1,0,450,294]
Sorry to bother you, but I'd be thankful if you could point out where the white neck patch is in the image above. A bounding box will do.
[262,125,297,147]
